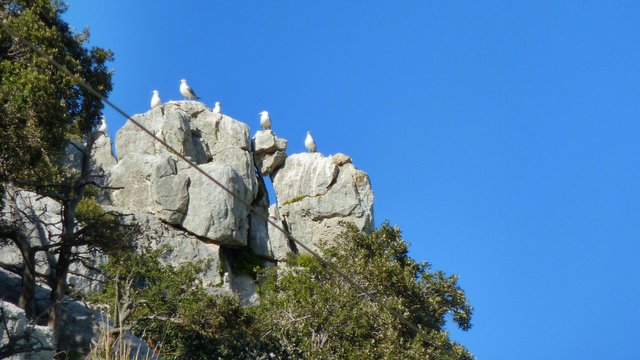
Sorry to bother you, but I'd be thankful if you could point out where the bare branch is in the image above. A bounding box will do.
[0,306,53,358]
[78,179,123,190]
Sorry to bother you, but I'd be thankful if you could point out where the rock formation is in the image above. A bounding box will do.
[271,153,374,254]
[252,130,287,176]
[0,100,375,354]
[110,101,257,246]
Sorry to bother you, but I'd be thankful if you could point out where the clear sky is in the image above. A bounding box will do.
[63,1,640,358]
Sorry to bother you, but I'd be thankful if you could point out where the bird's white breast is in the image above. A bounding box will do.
[179,83,188,95]
[260,115,271,129]
[305,134,316,152]
[151,94,161,108]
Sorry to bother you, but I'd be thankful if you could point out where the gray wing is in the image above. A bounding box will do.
[187,86,200,99]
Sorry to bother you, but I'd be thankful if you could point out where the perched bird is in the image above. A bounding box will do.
[212,101,222,114]
[305,131,316,153]
[95,116,107,134]
[179,79,200,100]
[259,110,271,130]
[151,90,162,108]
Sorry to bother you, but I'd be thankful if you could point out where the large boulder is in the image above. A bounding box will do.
[181,162,251,246]
[272,153,374,253]
[252,130,287,176]
[109,101,257,245]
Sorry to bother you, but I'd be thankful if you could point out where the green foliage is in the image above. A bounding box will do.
[0,0,113,184]
[76,194,103,221]
[92,243,273,359]
[74,188,136,255]
[287,253,317,269]
[93,222,473,359]
[282,195,309,205]
[223,246,266,278]
[253,222,474,359]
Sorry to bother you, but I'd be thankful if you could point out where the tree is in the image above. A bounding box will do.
[0,303,53,358]
[0,0,112,184]
[0,184,137,354]
[0,0,115,354]
[253,222,474,359]
[93,222,474,359]
[91,242,276,359]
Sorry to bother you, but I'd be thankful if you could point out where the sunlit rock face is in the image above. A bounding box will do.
[272,152,374,254]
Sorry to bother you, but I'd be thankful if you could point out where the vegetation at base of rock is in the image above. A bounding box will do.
[88,320,157,360]
[223,246,266,278]
[93,223,473,359]
[90,241,275,359]
[286,253,317,268]
[253,222,473,359]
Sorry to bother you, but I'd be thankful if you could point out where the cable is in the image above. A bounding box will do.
[0,20,439,347]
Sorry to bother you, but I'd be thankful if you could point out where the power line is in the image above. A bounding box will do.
[0,20,439,348]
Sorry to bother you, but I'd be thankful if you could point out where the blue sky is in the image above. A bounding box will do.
[64,1,640,358]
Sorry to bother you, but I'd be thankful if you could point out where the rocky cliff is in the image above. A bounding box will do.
[107,100,374,268]
[0,100,374,356]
